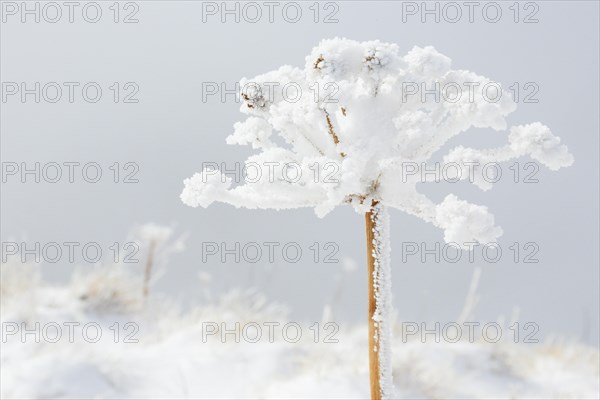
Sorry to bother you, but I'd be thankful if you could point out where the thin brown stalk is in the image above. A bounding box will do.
[143,240,156,301]
[365,200,382,400]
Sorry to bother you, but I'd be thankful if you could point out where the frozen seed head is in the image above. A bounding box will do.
[182,38,573,245]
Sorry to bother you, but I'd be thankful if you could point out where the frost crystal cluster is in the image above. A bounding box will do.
[181,38,573,245]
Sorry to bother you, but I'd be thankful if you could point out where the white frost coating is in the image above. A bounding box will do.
[443,123,574,190]
[181,38,573,245]
[370,204,393,399]
[435,195,503,245]
[508,122,574,170]
[180,168,232,208]
[227,117,275,149]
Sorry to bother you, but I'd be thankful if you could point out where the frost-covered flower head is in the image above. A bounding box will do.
[182,38,573,245]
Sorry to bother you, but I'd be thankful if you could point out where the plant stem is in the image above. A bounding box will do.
[143,240,156,301]
[365,201,392,399]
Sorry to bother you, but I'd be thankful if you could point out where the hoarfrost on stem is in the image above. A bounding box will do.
[370,203,393,398]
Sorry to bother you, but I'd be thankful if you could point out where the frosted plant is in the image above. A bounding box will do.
[72,224,186,312]
[72,263,145,313]
[181,38,573,399]
[0,257,41,321]
[135,223,185,300]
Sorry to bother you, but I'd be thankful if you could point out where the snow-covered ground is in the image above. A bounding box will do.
[1,261,598,399]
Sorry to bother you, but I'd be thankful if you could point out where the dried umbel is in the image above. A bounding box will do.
[182,38,572,245]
